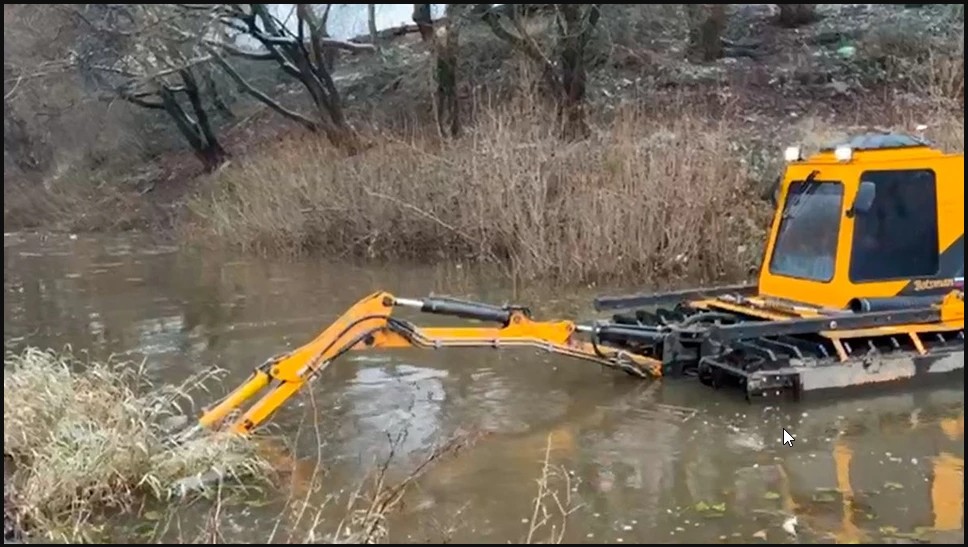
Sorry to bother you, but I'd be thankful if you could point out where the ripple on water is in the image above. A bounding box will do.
[326,362,452,464]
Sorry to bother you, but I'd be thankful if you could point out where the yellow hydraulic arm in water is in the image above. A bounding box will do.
[198,291,663,436]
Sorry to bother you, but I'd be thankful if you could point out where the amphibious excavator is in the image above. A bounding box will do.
[198,133,964,437]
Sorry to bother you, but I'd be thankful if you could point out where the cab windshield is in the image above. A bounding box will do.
[768,180,844,282]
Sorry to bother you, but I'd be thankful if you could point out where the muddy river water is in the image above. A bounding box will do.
[4,232,964,544]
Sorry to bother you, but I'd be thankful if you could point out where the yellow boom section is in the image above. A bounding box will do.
[198,291,662,436]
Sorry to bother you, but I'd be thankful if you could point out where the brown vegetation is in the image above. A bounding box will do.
[187,97,767,286]
[189,98,961,286]
[3,347,272,543]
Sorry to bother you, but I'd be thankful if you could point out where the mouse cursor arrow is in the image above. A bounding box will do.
[782,428,795,447]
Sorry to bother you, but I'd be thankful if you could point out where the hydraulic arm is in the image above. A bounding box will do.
[198,291,664,436]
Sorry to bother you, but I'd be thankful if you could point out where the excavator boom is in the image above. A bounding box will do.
[198,291,663,436]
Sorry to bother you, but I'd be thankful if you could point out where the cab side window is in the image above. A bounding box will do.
[849,169,939,282]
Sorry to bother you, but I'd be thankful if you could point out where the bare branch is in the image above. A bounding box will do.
[203,40,275,61]
[207,2,363,152]
[204,45,318,132]
[318,38,376,52]
[122,94,165,109]
[91,55,212,82]
[4,75,24,101]
[66,3,231,170]
[480,4,601,140]
[524,435,583,544]
[509,11,558,75]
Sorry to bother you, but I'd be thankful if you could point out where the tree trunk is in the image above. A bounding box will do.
[288,4,362,154]
[203,69,235,120]
[776,4,817,28]
[179,68,227,167]
[368,4,380,51]
[319,5,338,72]
[557,4,600,140]
[195,141,229,172]
[686,4,727,62]
[159,85,227,172]
[318,119,363,155]
[285,43,361,154]
[413,4,434,42]
[434,4,464,138]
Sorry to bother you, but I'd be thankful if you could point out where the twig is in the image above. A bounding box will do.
[205,483,224,543]
[524,434,582,544]
[4,75,23,100]
[360,186,486,252]
[332,432,475,544]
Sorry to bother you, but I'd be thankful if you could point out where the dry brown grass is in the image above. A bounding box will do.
[2,171,158,233]
[187,101,768,287]
[2,346,272,543]
[186,86,964,288]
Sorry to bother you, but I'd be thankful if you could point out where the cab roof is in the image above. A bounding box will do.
[803,132,953,164]
[819,132,930,152]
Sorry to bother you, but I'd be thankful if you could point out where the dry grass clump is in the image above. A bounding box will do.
[3,346,271,543]
[2,172,156,233]
[188,102,766,287]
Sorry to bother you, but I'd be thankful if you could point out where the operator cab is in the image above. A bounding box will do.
[758,133,965,310]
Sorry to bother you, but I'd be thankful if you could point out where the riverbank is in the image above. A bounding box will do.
[185,100,770,286]
[181,94,963,286]
[8,93,963,287]
[3,4,964,286]
[2,348,271,543]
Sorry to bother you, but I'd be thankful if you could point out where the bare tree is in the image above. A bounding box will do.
[71,4,229,171]
[413,4,467,138]
[482,4,602,140]
[208,4,374,154]
[409,4,464,138]
[776,5,819,28]
[368,4,380,52]
[556,5,599,140]
[685,4,727,62]
[3,4,86,177]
